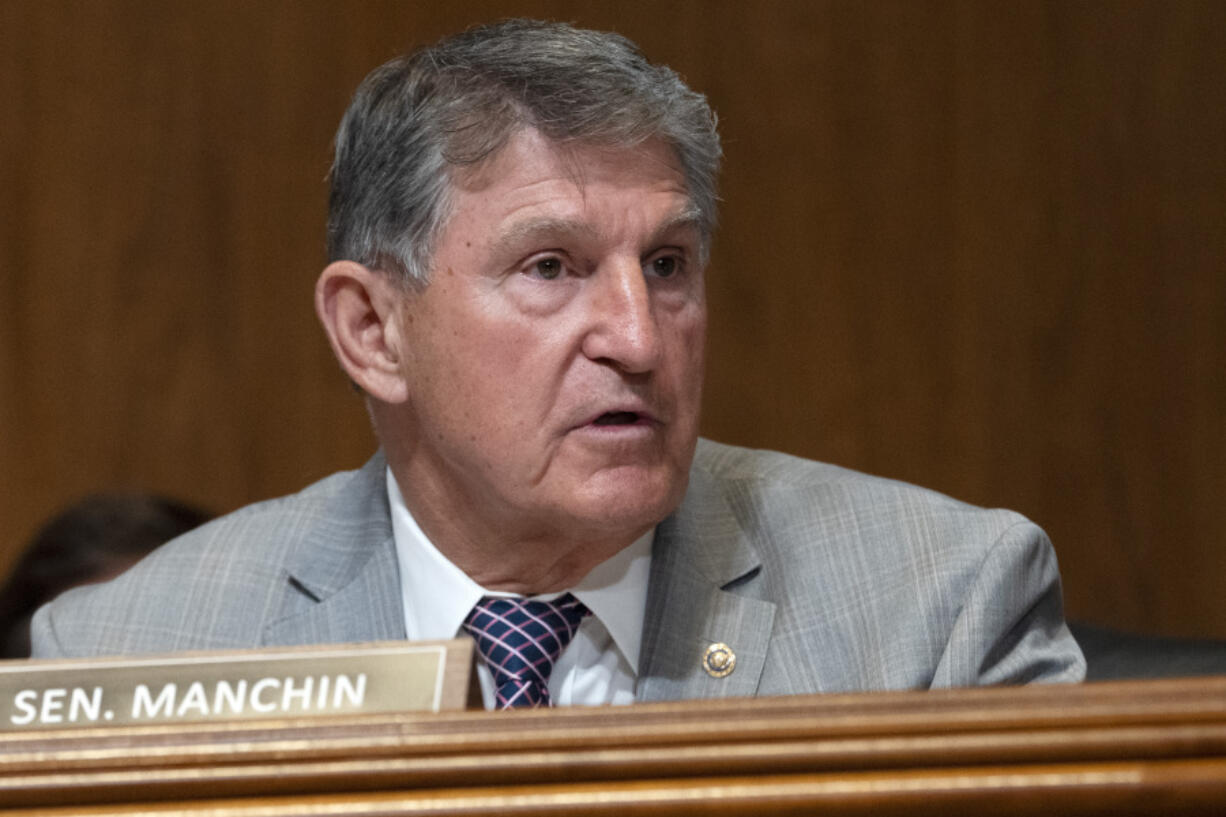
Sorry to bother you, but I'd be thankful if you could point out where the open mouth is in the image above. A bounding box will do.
[592,411,641,426]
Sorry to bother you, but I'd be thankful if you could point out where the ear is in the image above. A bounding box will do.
[314,261,410,403]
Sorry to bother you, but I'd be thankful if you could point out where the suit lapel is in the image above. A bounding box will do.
[637,456,777,702]
[263,452,407,646]
[256,446,779,700]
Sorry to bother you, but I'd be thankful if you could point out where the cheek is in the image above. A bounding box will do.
[403,303,505,426]
[669,307,707,385]
[689,308,708,365]
[449,320,556,432]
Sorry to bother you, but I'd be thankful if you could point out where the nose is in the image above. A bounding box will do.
[580,258,662,374]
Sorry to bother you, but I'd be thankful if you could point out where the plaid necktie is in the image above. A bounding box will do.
[462,593,590,709]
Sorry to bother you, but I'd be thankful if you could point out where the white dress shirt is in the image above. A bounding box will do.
[387,469,651,709]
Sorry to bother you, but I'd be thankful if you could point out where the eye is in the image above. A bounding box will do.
[533,257,564,280]
[649,255,681,278]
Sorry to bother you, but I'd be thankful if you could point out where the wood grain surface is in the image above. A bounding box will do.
[0,676,1225,814]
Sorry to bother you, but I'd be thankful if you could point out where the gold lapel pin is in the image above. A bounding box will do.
[702,642,736,678]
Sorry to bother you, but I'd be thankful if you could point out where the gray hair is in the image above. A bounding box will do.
[327,19,722,287]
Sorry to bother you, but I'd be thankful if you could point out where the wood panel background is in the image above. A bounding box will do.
[1,1,1223,638]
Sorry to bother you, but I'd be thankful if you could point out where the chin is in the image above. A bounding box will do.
[564,466,689,537]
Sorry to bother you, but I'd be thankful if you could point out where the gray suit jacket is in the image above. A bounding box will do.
[31,440,1085,698]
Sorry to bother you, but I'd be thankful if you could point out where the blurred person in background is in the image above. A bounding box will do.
[0,494,211,658]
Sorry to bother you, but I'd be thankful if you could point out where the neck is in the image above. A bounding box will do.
[387,463,648,595]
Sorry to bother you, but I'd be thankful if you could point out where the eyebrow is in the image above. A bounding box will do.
[490,217,598,259]
[490,205,705,260]
[647,206,704,248]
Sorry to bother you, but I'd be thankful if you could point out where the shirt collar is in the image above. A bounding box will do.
[387,468,652,673]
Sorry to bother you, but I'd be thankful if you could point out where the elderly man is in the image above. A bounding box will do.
[32,20,1084,706]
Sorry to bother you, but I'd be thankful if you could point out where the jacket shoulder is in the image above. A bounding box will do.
[692,438,1023,534]
[688,440,1080,691]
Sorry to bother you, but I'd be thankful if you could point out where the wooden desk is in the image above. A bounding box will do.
[1,677,1224,815]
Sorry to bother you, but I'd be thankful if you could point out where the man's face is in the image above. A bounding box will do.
[387,129,706,568]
